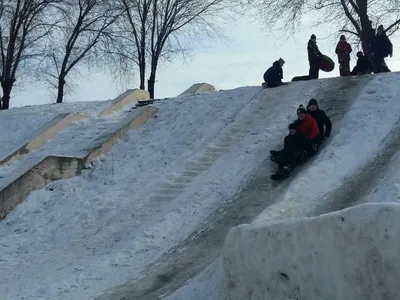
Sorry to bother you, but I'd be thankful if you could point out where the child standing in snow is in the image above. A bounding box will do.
[335,35,352,76]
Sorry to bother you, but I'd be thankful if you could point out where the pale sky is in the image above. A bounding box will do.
[11,11,400,108]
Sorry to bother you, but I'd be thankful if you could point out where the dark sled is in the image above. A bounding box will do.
[291,75,310,82]
[270,171,290,181]
[319,55,335,72]
[135,100,155,107]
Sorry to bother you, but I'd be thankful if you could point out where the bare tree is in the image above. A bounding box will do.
[42,0,121,103]
[251,0,400,55]
[0,0,58,110]
[107,0,238,99]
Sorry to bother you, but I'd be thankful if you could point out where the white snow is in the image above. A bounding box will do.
[0,100,111,156]
[223,202,400,300]
[167,73,400,300]
[255,73,400,224]
[164,258,226,300]
[2,73,400,300]
[1,83,327,300]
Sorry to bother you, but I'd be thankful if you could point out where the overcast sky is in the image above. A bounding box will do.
[11,11,400,108]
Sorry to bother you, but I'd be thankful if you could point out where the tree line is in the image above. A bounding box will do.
[0,0,398,109]
[0,0,237,109]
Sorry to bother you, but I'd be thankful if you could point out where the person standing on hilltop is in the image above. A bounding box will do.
[307,34,322,80]
[371,25,393,73]
[335,35,352,76]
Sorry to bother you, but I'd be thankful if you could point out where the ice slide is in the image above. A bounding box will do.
[93,75,377,300]
[1,73,396,300]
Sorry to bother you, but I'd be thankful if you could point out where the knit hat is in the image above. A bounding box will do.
[279,57,285,64]
[311,34,316,39]
[288,123,297,130]
[297,105,307,114]
[340,35,346,41]
[308,98,318,106]
[356,51,364,57]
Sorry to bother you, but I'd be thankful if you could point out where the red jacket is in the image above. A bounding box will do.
[335,41,352,61]
[297,114,319,140]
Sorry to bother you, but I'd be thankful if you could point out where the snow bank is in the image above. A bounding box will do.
[0,100,110,156]
[224,202,400,300]
[0,79,325,300]
[255,73,400,223]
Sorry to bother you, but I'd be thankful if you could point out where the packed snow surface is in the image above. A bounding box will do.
[0,100,111,155]
[2,73,400,300]
[167,73,400,300]
[223,203,400,300]
[1,83,320,300]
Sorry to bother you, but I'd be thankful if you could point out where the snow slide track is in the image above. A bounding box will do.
[311,118,400,216]
[96,76,373,300]
[147,87,282,204]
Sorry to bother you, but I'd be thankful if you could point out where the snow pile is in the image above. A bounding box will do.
[0,86,266,300]
[0,100,111,155]
[223,202,400,300]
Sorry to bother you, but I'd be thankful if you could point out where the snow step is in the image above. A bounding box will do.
[149,194,175,202]
[157,189,182,195]
[163,183,187,190]
[181,170,200,177]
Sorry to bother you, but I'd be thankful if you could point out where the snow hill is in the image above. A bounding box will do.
[1,72,400,300]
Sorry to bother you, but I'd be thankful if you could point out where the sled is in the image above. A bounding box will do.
[319,55,335,72]
[262,82,289,88]
[291,75,310,82]
[270,171,290,181]
[135,99,155,107]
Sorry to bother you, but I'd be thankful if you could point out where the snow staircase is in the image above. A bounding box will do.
[147,75,374,207]
[0,89,157,220]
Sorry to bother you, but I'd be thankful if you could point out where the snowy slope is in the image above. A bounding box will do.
[164,73,400,300]
[0,100,111,157]
[1,73,398,300]
[0,78,331,300]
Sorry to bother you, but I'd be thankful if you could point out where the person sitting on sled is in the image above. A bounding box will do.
[270,121,309,177]
[263,58,285,88]
[351,51,372,75]
[306,98,332,143]
[335,35,352,76]
[295,105,320,155]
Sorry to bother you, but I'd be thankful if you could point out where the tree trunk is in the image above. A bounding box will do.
[148,73,155,99]
[56,76,66,103]
[0,79,15,110]
[147,56,158,99]
[139,60,146,90]
[358,7,374,55]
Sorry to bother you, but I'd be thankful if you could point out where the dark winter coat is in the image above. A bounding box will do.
[307,107,332,138]
[282,130,309,155]
[352,56,373,75]
[296,114,320,140]
[263,61,283,87]
[371,33,393,58]
[308,40,322,62]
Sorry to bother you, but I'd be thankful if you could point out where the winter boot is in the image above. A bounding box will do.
[270,150,281,156]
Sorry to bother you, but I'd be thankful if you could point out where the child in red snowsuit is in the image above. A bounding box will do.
[335,35,352,76]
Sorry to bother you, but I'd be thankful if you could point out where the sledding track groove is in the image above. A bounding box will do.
[95,76,373,300]
[310,118,400,217]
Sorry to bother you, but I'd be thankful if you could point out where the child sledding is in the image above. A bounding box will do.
[270,99,332,180]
